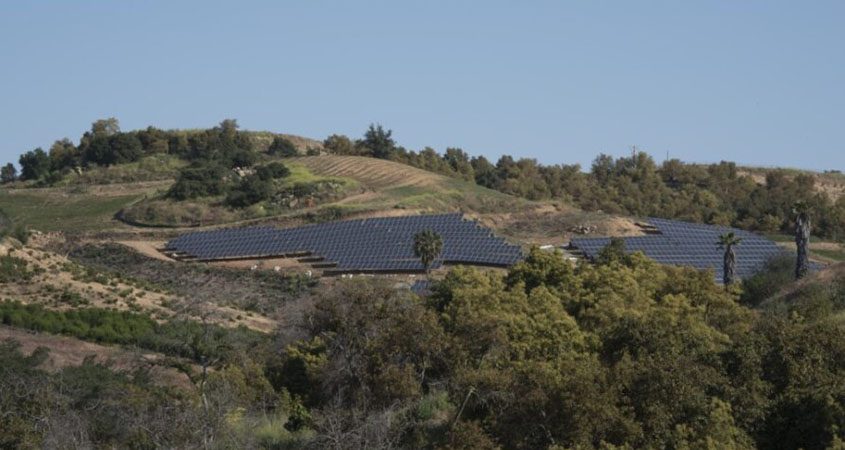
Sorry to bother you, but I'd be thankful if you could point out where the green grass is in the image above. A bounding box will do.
[54,155,186,186]
[282,163,358,188]
[119,164,359,227]
[765,234,794,243]
[0,189,142,232]
[814,248,845,262]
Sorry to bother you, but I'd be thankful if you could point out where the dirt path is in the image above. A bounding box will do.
[116,240,174,261]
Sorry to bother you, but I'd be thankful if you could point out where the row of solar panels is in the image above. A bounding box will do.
[165,213,524,273]
[570,217,787,281]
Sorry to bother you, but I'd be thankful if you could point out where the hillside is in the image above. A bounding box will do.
[0,148,638,245]
[738,166,845,201]
[759,261,845,323]
[2,133,843,449]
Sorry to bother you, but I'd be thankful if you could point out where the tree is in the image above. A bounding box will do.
[226,174,274,207]
[168,163,228,200]
[413,229,443,275]
[596,237,627,265]
[717,232,742,286]
[107,133,143,164]
[794,201,812,279]
[48,138,80,170]
[444,147,474,180]
[0,163,16,184]
[18,148,51,180]
[90,117,120,137]
[323,134,357,155]
[268,136,298,157]
[218,118,239,136]
[360,124,395,159]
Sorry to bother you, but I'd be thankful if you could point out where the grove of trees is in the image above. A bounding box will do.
[1,242,844,448]
[324,125,845,241]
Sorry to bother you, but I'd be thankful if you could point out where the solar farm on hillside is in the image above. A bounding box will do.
[164,213,524,274]
[569,217,786,281]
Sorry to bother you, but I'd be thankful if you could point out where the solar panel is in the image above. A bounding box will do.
[570,217,789,282]
[165,213,523,274]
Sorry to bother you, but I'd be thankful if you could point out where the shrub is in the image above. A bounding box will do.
[226,174,273,208]
[168,163,228,200]
[268,136,298,157]
[256,162,290,180]
[0,255,32,283]
[0,301,266,363]
[740,255,795,306]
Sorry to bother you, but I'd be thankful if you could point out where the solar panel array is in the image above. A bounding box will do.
[165,213,523,273]
[570,217,786,281]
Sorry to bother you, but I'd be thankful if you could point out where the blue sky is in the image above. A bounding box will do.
[1,1,843,171]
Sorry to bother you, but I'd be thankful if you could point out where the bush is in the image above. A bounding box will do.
[0,255,32,283]
[0,301,266,363]
[268,137,298,157]
[256,162,290,180]
[168,163,228,200]
[226,174,273,208]
[740,255,795,306]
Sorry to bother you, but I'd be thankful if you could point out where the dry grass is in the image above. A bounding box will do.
[1,237,278,332]
[287,155,530,215]
[289,155,443,191]
[0,325,193,388]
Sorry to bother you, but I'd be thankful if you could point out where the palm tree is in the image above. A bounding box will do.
[413,229,443,276]
[793,201,812,279]
[717,232,742,286]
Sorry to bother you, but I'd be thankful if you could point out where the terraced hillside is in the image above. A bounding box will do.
[290,155,446,190]
[288,155,527,213]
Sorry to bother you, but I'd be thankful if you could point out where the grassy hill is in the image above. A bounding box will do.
[1,152,640,248]
[288,155,528,213]
[0,181,167,233]
[111,154,534,228]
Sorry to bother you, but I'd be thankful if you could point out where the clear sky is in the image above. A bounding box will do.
[1,1,843,171]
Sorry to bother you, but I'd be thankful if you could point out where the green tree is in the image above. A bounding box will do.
[18,148,51,180]
[90,117,120,137]
[168,163,228,200]
[793,201,811,279]
[107,133,143,164]
[323,134,357,155]
[48,138,80,170]
[360,124,395,159]
[596,237,627,265]
[413,229,443,275]
[0,163,16,183]
[268,136,298,157]
[226,174,274,207]
[444,147,475,180]
[718,232,742,286]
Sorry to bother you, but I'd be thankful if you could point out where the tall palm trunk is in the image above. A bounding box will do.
[718,232,741,287]
[795,209,811,279]
[723,244,737,286]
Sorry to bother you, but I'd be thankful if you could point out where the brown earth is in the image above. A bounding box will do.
[2,237,277,333]
[0,325,194,389]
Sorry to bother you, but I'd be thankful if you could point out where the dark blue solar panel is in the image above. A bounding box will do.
[165,213,523,274]
[571,217,789,282]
